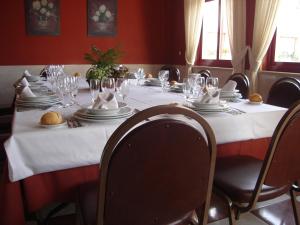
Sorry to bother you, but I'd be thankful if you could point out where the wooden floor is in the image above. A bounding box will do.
[25,193,296,225]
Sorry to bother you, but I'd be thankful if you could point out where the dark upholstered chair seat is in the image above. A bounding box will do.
[214,156,289,203]
[79,181,196,225]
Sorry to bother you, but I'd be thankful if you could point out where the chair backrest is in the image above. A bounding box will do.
[160,65,181,82]
[267,77,300,108]
[227,73,250,99]
[198,70,211,80]
[249,101,300,206]
[97,105,216,225]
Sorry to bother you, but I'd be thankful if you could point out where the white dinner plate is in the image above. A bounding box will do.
[247,100,263,105]
[74,107,133,120]
[39,120,67,129]
[144,78,161,86]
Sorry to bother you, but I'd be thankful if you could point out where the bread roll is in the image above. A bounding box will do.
[40,112,63,125]
[249,93,262,102]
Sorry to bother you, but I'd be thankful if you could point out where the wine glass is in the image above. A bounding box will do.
[89,79,101,103]
[101,77,115,94]
[192,76,205,97]
[69,76,79,105]
[116,78,130,101]
[134,68,145,85]
[158,70,169,91]
[206,77,219,95]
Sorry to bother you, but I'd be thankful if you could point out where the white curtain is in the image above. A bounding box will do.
[184,0,205,75]
[249,0,282,92]
[226,0,247,73]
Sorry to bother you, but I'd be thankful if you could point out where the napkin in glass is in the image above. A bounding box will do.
[92,93,118,109]
[23,70,32,78]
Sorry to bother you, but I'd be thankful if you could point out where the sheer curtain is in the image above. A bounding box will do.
[249,0,282,92]
[226,0,247,73]
[184,0,205,75]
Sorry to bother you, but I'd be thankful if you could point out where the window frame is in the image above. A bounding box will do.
[195,0,232,68]
[266,30,300,73]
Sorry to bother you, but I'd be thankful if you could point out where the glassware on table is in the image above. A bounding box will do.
[192,76,205,98]
[206,77,219,95]
[182,78,192,100]
[69,76,79,105]
[134,68,145,86]
[116,78,130,101]
[101,77,116,94]
[89,79,101,103]
[158,70,169,91]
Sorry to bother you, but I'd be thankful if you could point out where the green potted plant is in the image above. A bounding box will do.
[84,45,122,82]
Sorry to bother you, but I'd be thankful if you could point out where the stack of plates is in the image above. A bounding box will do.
[74,103,133,122]
[16,94,61,108]
[144,78,161,86]
[220,90,242,101]
[185,101,230,114]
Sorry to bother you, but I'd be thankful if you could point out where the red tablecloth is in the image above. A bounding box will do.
[0,138,270,225]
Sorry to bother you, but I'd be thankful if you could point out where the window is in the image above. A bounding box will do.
[199,0,231,64]
[267,0,300,71]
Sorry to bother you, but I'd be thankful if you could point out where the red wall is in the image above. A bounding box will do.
[0,0,170,65]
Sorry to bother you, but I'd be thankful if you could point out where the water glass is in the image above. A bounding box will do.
[192,76,205,97]
[158,70,169,91]
[116,78,130,101]
[134,68,145,85]
[101,77,116,94]
[206,77,219,95]
[89,79,101,103]
[182,78,192,100]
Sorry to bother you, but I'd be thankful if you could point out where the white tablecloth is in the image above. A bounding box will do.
[5,83,287,181]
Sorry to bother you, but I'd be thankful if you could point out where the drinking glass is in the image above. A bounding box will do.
[158,70,169,91]
[134,68,145,85]
[182,78,192,100]
[206,77,219,95]
[116,78,130,101]
[101,77,116,94]
[69,76,79,104]
[192,76,205,97]
[89,79,101,103]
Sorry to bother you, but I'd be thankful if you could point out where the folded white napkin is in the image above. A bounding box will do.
[197,89,220,104]
[92,93,118,110]
[23,70,32,77]
[222,80,237,92]
[20,86,36,98]
[19,77,30,87]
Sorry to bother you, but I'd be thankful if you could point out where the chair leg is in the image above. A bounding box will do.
[291,189,300,225]
[228,204,237,225]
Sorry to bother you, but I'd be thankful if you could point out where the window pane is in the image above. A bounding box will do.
[275,0,300,62]
[202,0,218,60]
[219,0,231,60]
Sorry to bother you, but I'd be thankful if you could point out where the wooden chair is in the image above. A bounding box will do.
[78,104,216,225]
[226,73,250,99]
[197,70,211,80]
[160,65,181,82]
[214,100,300,225]
[267,77,300,108]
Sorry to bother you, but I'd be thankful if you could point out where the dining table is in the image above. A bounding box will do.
[0,79,287,225]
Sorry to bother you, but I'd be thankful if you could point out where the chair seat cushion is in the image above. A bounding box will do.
[214,156,289,203]
[78,181,197,225]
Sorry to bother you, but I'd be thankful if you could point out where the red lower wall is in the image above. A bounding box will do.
[0,0,170,65]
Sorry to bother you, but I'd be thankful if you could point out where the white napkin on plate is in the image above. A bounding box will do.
[20,86,36,98]
[222,80,237,92]
[197,89,220,104]
[23,70,32,78]
[92,93,118,109]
